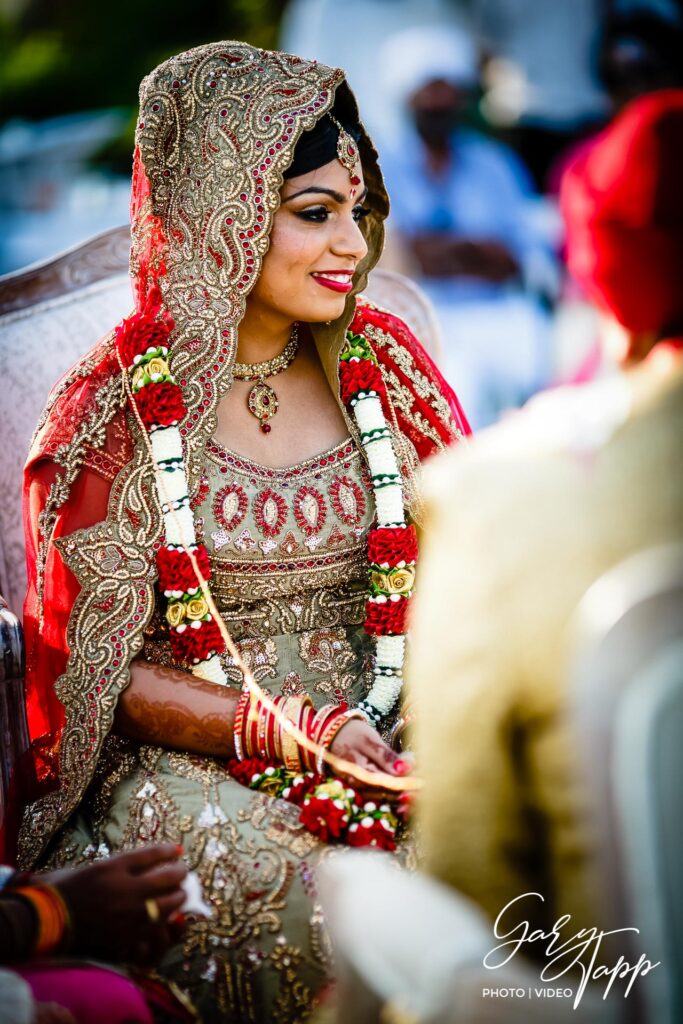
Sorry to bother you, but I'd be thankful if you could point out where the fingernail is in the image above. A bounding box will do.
[394,759,408,774]
[175,844,185,857]
[170,911,186,926]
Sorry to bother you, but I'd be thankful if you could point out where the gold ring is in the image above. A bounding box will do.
[145,898,160,923]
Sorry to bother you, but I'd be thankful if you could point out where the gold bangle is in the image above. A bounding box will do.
[280,696,310,772]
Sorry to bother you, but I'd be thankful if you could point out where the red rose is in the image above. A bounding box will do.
[116,311,174,369]
[365,595,411,636]
[339,358,385,406]
[134,381,186,429]
[367,525,418,566]
[299,795,349,842]
[227,757,271,787]
[169,616,224,664]
[157,545,211,593]
[283,773,324,806]
[347,817,396,851]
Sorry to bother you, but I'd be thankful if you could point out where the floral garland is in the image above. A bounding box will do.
[228,757,410,850]
[339,331,417,725]
[116,304,416,719]
[115,288,229,685]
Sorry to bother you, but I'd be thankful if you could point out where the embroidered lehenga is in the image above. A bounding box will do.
[17,41,469,1022]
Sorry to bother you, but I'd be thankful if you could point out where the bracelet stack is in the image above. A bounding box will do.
[13,884,71,956]
[233,689,365,773]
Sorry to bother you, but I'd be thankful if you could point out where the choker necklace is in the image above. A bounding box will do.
[233,324,300,433]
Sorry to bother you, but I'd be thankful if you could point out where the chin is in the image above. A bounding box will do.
[299,291,349,325]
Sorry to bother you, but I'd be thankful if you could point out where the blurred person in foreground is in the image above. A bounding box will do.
[407,87,683,979]
[378,25,555,429]
[0,843,190,1023]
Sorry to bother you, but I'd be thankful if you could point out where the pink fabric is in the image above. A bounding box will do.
[16,963,153,1024]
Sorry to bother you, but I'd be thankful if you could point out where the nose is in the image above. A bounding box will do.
[331,209,368,265]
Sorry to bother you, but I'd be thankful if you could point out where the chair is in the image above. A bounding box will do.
[0,225,133,616]
[572,544,683,1024]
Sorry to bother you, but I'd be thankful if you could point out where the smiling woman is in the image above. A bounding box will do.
[17,40,470,1022]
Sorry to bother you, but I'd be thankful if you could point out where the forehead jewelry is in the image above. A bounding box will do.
[329,114,362,198]
[233,324,300,434]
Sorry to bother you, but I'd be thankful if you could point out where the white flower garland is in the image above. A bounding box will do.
[133,341,409,721]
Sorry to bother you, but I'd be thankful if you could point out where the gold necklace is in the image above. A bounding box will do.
[233,325,300,433]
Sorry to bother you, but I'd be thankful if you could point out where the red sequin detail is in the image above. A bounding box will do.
[293,486,327,538]
[329,474,366,527]
[253,487,288,538]
[213,482,248,533]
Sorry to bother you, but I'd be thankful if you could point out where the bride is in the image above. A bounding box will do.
[18,40,469,1021]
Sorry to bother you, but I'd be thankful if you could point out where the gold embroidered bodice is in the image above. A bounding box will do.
[144,436,377,708]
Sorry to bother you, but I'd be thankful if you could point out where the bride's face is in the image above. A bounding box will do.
[248,157,370,325]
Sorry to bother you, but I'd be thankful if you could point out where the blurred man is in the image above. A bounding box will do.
[408,88,683,964]
[378,25,555,428]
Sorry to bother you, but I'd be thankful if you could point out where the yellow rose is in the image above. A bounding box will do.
[387,567,415,595]
[147,357,170,378]
[259,775,285,797]
[131,365,147,390]
[166,601,186,628]
[370,570,390,592]
[186,596,209,620]
[315,779,348,802]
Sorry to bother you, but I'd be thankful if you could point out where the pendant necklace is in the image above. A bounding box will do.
[233,324,300,433]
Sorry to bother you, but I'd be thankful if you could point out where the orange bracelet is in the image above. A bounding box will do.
[14,884,70,956]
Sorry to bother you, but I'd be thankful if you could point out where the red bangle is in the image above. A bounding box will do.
[245,695,262,758]
[233,688,251,761]
[298,702,317,772]
[267,696,284,760]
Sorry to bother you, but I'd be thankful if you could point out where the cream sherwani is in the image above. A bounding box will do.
[408,362,683,938]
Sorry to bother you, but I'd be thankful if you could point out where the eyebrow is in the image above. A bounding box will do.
[281,185,369,204]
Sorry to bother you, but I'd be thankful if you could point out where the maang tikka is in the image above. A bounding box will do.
[329,114,362,197]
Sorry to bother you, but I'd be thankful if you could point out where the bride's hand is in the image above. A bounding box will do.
[329,719,410,793]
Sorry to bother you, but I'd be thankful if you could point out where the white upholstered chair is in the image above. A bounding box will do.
[572,545,683,1024]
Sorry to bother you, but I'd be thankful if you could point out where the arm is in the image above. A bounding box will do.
[114,659,240,758]
[115,660,405,787]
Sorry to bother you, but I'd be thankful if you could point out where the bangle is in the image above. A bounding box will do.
[233,688,251,761]
[280,696,312,772]
[298,701,317,771]
[14,884,70,957]
[245,693,262,758]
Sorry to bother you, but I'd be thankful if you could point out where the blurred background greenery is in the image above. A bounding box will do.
[0,0,288,171]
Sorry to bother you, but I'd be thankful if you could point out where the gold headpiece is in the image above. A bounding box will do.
[329,114,361,183]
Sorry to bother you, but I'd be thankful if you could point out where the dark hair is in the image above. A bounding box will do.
[284,106,361,179]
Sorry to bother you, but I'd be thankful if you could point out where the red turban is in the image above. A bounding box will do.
[561,90,683,334]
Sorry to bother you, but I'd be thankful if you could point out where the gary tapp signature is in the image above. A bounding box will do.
[483,893,660,1010]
